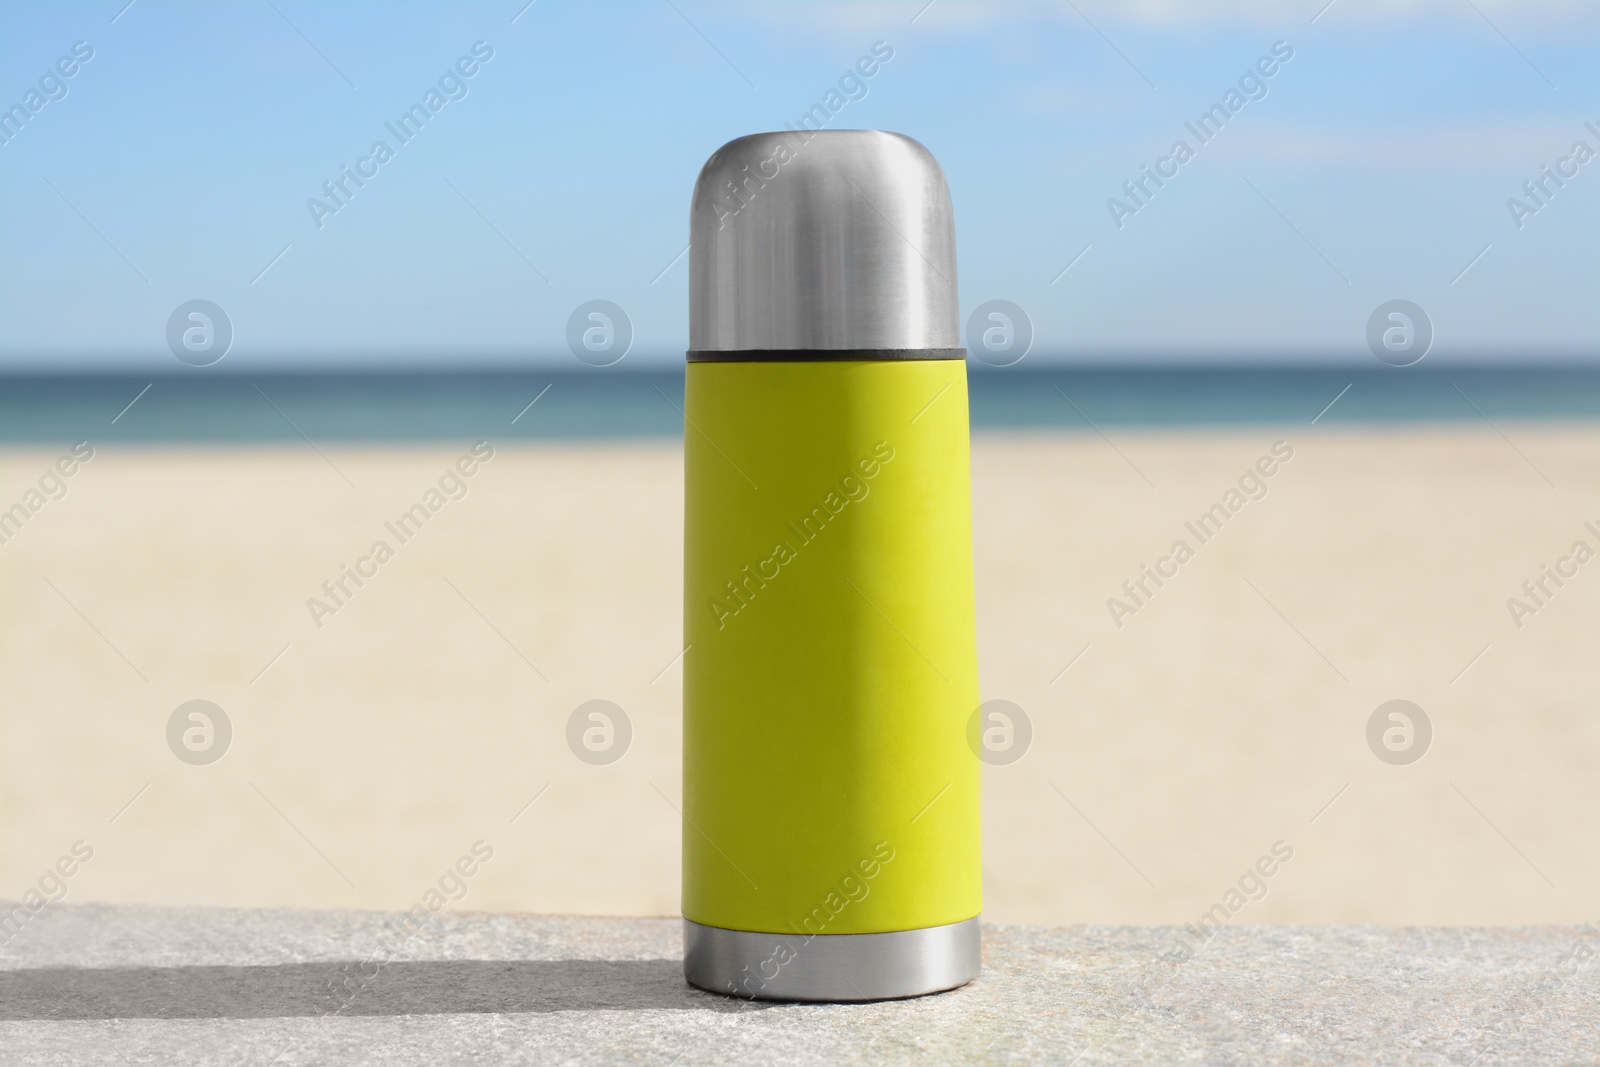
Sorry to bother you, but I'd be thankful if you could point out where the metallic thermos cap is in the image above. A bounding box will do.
[688,130,960,354]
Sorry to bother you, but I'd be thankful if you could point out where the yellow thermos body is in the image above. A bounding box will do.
[681,131,981,1001]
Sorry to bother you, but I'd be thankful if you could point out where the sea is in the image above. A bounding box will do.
[0,364,1596,443]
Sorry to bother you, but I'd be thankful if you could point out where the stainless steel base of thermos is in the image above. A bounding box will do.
[683,917,981,1002]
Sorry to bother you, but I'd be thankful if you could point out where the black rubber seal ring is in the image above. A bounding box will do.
[687,348,966,363]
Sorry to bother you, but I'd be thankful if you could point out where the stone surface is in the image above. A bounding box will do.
[0,905,1596,1065]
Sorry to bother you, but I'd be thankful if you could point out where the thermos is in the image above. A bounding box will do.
[680,130,981,1001]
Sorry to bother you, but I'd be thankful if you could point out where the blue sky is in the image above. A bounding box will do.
[0,0,1595,369]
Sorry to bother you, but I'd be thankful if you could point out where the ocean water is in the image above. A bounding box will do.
[0,365,1595,443]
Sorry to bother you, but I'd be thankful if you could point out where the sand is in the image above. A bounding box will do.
[1,424,1596,926]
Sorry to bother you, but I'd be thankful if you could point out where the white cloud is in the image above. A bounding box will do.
[1052,120,1596,173]
[1216,121,1597,170]
[721,0,1596,37]
[1011,79,1148,116]
[1069,0,1592,28]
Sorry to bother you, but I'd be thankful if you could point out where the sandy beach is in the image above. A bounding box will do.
[2,424,1596,927]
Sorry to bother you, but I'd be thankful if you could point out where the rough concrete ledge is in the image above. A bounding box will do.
[0,905,1595,1065]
